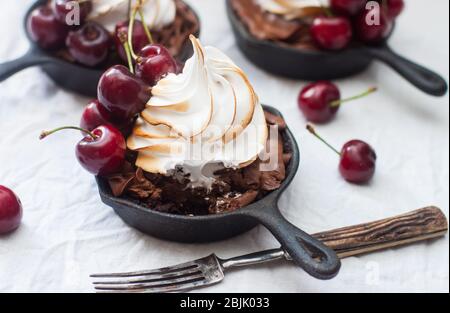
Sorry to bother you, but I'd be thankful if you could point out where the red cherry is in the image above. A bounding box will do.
[40,125,126,176]
[299,81,341,123]
[339,140,377,184]
[330,0,366,16]
[135,44,177,86]
[52,0,93,25]
[0,186,23,235]
[114,20,150,63]
[384,0,405,18]
[307,125,377,184]
[354,5,393,44]
[66,22,112,67]
[310,16,353,51]
[27,5,69,50]
[97,65,150,121]
[299,82,377,123]
[80,99,113,131]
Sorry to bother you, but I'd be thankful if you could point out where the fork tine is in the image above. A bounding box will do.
[94,274,205,292]
[90,261,199,278]
[92,267,202,285]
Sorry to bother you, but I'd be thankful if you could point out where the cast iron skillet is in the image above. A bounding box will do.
[95,105,341,280]
[0,0,199,97]
[226,0,448,97]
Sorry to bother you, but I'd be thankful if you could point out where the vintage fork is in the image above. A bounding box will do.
[90,207,448,293]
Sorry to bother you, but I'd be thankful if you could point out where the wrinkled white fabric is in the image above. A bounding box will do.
[0,0,448,293]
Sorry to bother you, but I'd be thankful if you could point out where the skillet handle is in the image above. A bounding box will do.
[363,45,448,97]
[243,204,341,280]
[0,48,52,82]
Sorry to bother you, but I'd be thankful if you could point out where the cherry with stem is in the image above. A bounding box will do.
[39,125,126,176]
[306,125,377,184]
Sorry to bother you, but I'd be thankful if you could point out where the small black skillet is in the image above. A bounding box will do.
[226,0,448,97]
[96,105,341,280]
[0,0,200,97]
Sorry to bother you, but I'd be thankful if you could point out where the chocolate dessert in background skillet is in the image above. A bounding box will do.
[227,0,448,96]
[0,0,200,97]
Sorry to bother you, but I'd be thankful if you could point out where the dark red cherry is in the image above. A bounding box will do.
[339,140,377,184]
[98,65,150,121]
[354,5,393,44]
[299,82,377,123]
[330,0,366,16]
[307,125,377,184]
[27,5,69,50]
[52,0,93,25]
[66,22,111,67]
[40,125,126,176]
[384,0,404,18]
[310,16,353,50]
[114,20,150,63]
[0,186,23,235]
[299,81,341,123]
[135,44,177,86]
[80,99,113,131]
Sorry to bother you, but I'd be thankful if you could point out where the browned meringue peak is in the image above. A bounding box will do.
[127,36,268,187]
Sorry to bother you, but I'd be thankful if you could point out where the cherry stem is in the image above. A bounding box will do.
[127,6,139,60]
[39,126,96,141]
[330,87,378,108]
[119,31,135,74]
[137,0,154,44]
[320,2,334,17]
[306,125,341,156]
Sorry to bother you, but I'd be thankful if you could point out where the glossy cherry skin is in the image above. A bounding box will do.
[135,44,177,86]
[330,0,366,16]
[339,140,377,184]
[354,6,393,44]
[80,99,113,131]
[114,20,150,62]
[98,65,150,121]
[76,125,126,176]
[298,81,341,123]
[66,22,111,67]
[310,17,353,50]
[27,5,69,50]
[384,0,404,18]
[52,0,93,25]
[0,186,23,235]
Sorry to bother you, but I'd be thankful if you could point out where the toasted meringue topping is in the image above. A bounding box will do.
[88,0,176,33]
[255,0,324,20]
[127,36,268,188]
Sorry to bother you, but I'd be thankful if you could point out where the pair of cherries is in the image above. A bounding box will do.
[41,5,178,177]
[299,82,377,184]
[310,0,404,51]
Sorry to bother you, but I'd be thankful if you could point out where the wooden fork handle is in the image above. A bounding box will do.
[312,206,448,259]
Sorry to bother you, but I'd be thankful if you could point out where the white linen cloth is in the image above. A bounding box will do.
[0,0,448,293]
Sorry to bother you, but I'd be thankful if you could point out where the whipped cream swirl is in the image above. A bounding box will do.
[127,36,268,188]
[255,0,324,20]
[88,0,176,33]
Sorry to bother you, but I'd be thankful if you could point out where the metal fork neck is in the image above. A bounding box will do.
[219,249,288,271]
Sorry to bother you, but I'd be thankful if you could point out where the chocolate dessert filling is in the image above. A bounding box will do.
[230,0,322,50]
[107,111,292,216]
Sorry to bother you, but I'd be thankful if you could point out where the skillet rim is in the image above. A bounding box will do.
[96,104,300,222]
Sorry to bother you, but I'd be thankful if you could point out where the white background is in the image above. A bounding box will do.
[0,0,448,293]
